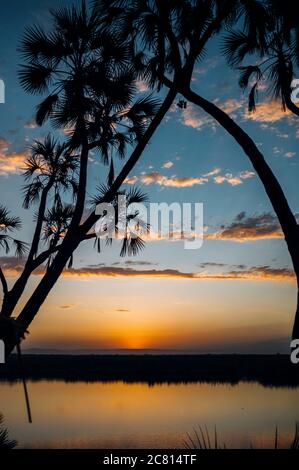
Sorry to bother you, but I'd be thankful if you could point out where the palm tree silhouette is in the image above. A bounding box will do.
[1,135,78,318]
[222,4,299,116]
[96,0,299,341]
[1,1,173,356]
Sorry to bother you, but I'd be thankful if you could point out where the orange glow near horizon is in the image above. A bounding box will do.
[2,272,295,352]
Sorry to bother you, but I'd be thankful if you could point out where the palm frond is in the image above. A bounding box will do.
[12,239,29,258]
[0,235,10,254]
[35,94,59,126]
[0,205,22,232]
[120,234,145,257]
[222,30,258,67]
[238,65,263,89]
[0,414,17,449]
[248,82,258,112]
[22,181,43,208]
[126,186,148,204]
[19,63,54,94]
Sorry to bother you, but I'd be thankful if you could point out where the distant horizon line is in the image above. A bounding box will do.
[21,347,288,355]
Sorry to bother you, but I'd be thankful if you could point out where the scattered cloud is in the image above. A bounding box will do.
[239,170,255,179]
[162,161,174,169]
[0,151,27,175]
[57,264,297,283]
[181,98,244,132]
[125,175,139,184]
[113,260,158,267]
[0,138,9,151]
[273,146,282,155]
[24,120,37,129]
[180,96,296,134]
[284,151,296,158]
[216,98,243,117]
[60,304,76,310]
[125,171,208,188]
[126,168,254,188]
[244,99,291,123]
[181,104,214,131]
[1,257,294,284]
[0,257,26,276]
[0,138,28,175]
[214,170,255,186]
[207,212,283,241]
[198,262,228,269]
[203,167,221,177]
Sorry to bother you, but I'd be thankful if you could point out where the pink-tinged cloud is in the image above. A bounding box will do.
[0,138,28,175]
[244,99,291,123]
[125,171,208,188]
[126,169,254,188]
[181,104,214,131]
[207,212,284,241]
[0,151,27,175]
[162,161,174,169]
[217,98,244,116]
[181,99,243,131]
[214,171,255,186]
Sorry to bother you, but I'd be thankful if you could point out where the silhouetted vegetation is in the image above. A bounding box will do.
[0,354,298,387]
[0,414,17,450]
[184,423,299,449]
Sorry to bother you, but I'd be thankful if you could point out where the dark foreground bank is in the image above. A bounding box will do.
[0,354,298,386]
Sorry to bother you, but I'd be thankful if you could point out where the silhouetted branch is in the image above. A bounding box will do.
[0,267,8,296]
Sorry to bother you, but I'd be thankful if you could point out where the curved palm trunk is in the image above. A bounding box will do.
[182,86,299,340]
[285,95,299,118]
[3,88,177,358]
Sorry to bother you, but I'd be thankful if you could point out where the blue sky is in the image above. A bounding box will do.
[0,0,298,352]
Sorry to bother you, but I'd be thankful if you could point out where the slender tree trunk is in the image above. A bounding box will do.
[182,86,299,339]
[3,233,80,357]
[293,278,299,339]
[81,88,177,233]
[3,88,177,358]
[1,266,37,318]
[0,181,54,318]
[1,275,29,318]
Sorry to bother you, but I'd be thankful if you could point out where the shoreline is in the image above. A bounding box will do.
[1,354,298,387]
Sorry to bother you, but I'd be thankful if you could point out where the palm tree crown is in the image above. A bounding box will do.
[222,1,299,115]
[22,134,79,210]
[0,206,27,257]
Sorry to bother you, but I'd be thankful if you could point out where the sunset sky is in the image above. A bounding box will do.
[0,0,298,353]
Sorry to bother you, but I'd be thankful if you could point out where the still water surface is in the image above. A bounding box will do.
[0,380,298,448]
